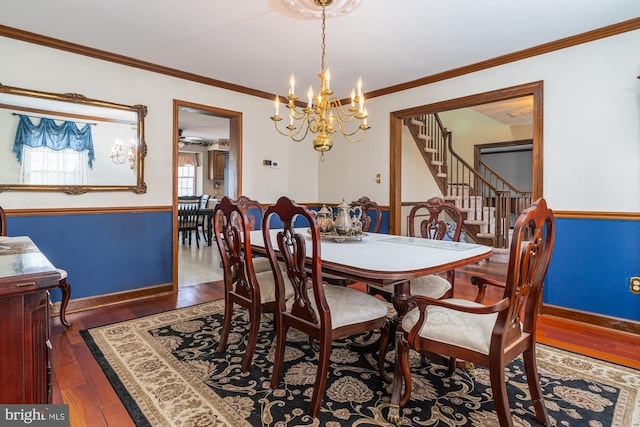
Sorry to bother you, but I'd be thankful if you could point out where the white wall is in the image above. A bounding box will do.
[0,37,319,209]
[319,29,640,212]
[2,29,639,213]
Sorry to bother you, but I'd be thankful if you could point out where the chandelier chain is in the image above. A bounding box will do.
[321,6,326,72]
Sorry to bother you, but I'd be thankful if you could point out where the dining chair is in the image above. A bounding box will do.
[388,198,554,426]
[196,194,211,243]
[263,196,389,418]
[234,195,264,231]
[213,196,291,372]
[406,196,464,299]
[231,196,274,274]
[362,197,463,302]
[0,206,6,236]
[178,200,201,248]
[350,196,382,233]
[0,205,72,327]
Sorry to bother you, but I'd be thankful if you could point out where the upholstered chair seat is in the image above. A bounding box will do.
[254,270,295,304]
[251,257,271,274]
[402,298,500,354]
[286,283,388,329]
[408,274,453,300]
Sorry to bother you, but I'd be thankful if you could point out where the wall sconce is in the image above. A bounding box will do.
[111,141,137,169]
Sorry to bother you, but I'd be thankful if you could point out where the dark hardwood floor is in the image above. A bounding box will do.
[50,261,640,426]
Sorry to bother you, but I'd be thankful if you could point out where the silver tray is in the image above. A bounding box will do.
[316,230,367,243]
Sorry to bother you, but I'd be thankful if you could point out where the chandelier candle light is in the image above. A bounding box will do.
[271,0,369,160]
[110,140,137,169]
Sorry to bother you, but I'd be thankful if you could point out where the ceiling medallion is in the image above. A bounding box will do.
[283,0,363,18]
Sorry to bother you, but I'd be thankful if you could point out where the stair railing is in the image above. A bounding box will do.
[446,134,509,247]
[407,113,516,248]
[477,160,533,225]
[406,114,449,192]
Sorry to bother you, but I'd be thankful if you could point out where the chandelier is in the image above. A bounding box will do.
[110,140,137,169]
[271,0,369,160]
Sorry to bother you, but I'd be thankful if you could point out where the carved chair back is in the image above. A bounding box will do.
[234,195,264,231]
[213,196,259,304]
[262,196,328,333]
[408,196,463,241]
[494,197,554,345]
[350,196,382,233]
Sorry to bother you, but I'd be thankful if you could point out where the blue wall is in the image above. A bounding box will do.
[7,211,173,302]
[9,210,637,323]
[545,217,640,321]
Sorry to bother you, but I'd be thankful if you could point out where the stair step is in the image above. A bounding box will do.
[424,147,436,153]
[436,173,447,178]
[410,118,422,126]
[465,219,487,226]
[417,134,431,140]
[476,233,495,239]
[431,160,443,166]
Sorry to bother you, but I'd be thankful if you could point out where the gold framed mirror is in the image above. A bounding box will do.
[0,83,147,194]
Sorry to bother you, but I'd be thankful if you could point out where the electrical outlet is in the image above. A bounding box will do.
[631,277,640,294]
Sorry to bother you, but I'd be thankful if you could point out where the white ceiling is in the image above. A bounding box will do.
[2,0,638,139]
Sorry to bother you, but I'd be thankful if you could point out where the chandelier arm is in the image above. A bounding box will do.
[341,128,368,143]
[290,124,312,142]
[327,99,361,121]
[273,119,308,140]
[289,105,309,120]
[332,119,368,139]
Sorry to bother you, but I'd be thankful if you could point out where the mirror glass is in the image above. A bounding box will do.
[0,83,146,194]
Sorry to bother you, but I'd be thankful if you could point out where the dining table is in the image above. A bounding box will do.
[249,228,492,334]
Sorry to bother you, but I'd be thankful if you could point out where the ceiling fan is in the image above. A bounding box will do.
[178,129,214,147]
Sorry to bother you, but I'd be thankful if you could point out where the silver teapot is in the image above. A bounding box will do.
[333,200,362,235]
[315,204,334,233]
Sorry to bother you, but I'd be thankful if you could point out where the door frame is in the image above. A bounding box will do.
[389,81,543,235]
[172,99,243,290]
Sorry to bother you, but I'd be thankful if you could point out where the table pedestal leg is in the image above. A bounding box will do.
[350,281,414,355]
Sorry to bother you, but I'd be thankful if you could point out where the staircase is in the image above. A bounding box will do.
[405,114,532,250]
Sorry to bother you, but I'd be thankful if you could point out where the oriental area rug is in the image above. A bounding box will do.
[81,299,640,426]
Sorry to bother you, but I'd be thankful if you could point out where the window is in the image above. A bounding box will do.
[177,152,199,196]
[178,163,196,196]
[21,146,88,185]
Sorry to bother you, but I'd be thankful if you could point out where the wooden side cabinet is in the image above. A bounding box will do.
[0,237,60,404]
[208,150,226,180]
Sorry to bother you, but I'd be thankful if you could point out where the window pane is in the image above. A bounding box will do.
[178,164,195,196]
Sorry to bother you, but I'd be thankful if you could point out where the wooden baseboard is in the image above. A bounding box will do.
[50,283,174,316]
[543,304,640,335]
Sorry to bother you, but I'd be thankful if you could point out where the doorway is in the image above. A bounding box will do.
[173,100,243,289]
[390,81,543,235]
